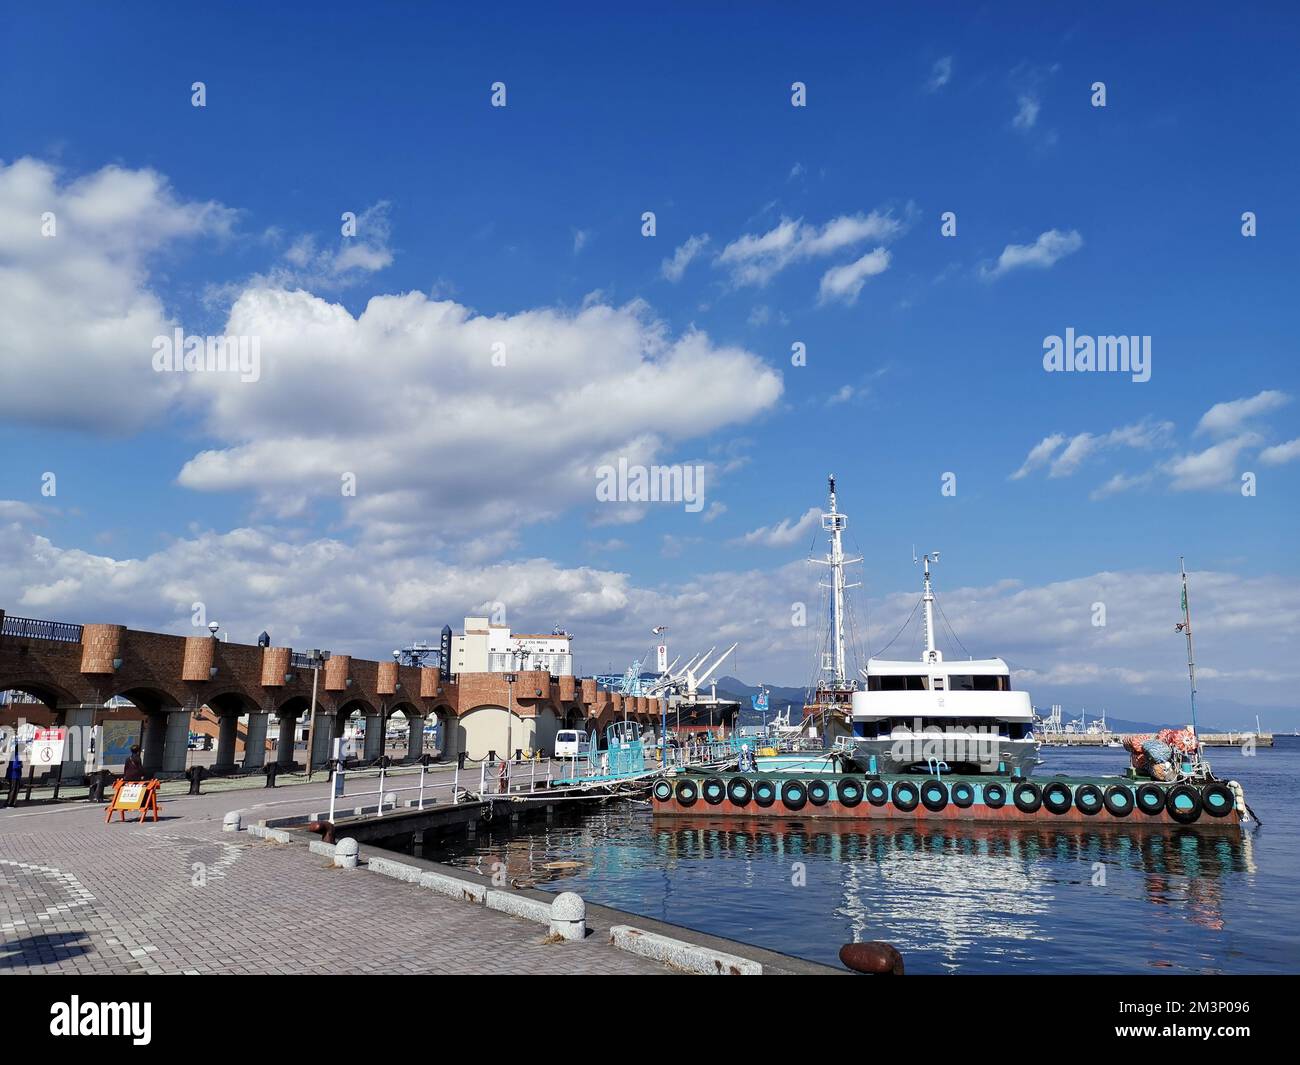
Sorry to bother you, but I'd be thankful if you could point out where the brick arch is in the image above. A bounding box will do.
[205,688,261,715]
[0,676,79,709]
[108,684,184,712]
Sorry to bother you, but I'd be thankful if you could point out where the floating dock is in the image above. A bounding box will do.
[1038,731,1272,748]
[651,771,1246,828]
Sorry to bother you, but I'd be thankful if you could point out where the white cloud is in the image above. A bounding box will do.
[1195,389,1290,437]
[1010,434,1066,480]
[1011,421,1172,481]
[1259,438,1300,466]
[0,157,235,431]
[1164,434,1261,492]
[733,507,821,548]
[981,228,1082,280]
[1089,471,1153,501]
[1,504,1295,713]
[926,56,953,92]
[702,501,727,523]
[1012,93,1040,130]
[660,233,709,282]
[716,211,903,287]
[572,228,590,254]
[176,289,783,546]
[817,247,891,305]
[1050,421,1174,478]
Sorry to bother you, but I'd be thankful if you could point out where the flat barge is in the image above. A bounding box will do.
[650,771,1246,828]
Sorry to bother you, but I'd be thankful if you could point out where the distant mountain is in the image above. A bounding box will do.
[715,675,807,727]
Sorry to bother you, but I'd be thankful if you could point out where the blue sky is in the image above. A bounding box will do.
[1,2,1297,724]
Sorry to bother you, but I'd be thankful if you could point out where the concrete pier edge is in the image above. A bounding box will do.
[237,810,841,975]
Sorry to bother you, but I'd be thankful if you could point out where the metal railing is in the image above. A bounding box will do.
[0,615,83,643]
[478,757,555,795]
[327,762,463,822]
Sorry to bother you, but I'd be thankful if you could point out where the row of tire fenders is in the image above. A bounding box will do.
[651,775,1239,823]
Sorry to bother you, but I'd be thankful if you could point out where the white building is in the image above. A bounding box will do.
[450,617,573,677]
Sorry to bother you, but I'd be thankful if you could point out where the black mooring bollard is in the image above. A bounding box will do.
[87,769,110,803]
[457,751,467,770]
[839,942,904,975]
[187,765,205,795]
[264,762,279,788]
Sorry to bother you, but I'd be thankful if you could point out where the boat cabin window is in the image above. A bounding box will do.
[945,674,1011,692]
[932,678,944,690]
[867,674,929,691]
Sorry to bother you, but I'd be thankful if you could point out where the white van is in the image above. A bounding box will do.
[554,730,589,758]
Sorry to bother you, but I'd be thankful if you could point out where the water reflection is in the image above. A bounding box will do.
[421,807,1258,973]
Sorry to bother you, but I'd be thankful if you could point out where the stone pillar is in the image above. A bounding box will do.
[363,710,384,760]
[141,711,168,775]
[161,709,192,776]
[312,712,334,766]
[276,710,298,766]
[406,715,424,760]
[214,712,240,771]
[243,713,268,770]
[438,715,457,762]
[56,705,98,779]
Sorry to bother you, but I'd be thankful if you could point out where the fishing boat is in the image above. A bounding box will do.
[652,524,1253,831]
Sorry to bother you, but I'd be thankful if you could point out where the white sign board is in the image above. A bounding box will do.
[31,726,67,766]
[656,644,667,672]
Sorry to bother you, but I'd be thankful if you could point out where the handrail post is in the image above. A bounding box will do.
[453,762,460,804]
[378,763,386,813]
[418,763,425,810]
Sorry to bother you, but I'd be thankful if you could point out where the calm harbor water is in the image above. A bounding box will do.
[424,738,1300,974]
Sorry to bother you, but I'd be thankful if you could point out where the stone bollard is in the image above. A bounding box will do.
[549,892,586,942]
[383,791,396,810]
[223,811,242,833]
[333,837,359,869]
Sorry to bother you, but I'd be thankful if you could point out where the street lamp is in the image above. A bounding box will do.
[301,650,325,781]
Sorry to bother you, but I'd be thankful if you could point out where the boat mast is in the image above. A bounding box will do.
[1176,557,1200,738]
[917,550,941,664]
[813,474,861,690]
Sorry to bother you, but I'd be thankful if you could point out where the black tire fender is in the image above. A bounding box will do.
[1166,783,1203,824]
[920,780,949,812]
[891,780,919,812]
[1074,783,1103,815]
[837,778,864,808]
[727,777,752,807]
[781,779,807,811]
[1042,781,1073,815]
[1013,781,1042,814]
[1136,783,1166,816]
[701,777,726,805]
[1103,784,1134,817]
[1200,781,1235,818]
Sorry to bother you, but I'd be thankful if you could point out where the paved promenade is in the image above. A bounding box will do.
[0,780,669,975]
